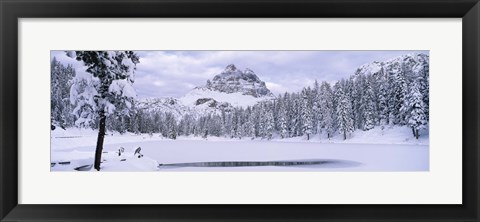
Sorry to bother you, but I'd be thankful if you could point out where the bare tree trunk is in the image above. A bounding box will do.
[415,129,419,140]
[94,111,106,171]
[307,134,310,140]
[343,130,347,140]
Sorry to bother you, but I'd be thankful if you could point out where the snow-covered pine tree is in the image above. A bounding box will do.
[312,80,321,135]
[178,117,187,136]
[335,81,354,140]
[252,105,262,138]
[404,79,428,139]
[204,115,210,138]
[51,58,76,129]
[390,63,408,125]
[161,112,169,135]
[220,110,227,136]
[195,115,205,137]
[264,103,274,140]
[256,104,267,138]
[245,107,256,139]
[182,114,194,136]
[319,81,335,139]
[230,110,239,138]
[236,108,245,139]
[277,97,288,138]
[128,110,140,134]
[418,58,430,121]
[352,74,365,130]
[272,97,280,132]
[62,64,76,127]
[377,70,390,126]
[283,92,294,138]
[70,74,98,129]
[208,114,222,137]
[165,112,177,139]
[68,51,139,171]
[361,78,376,130]
[107,115,128,134]
[292,93,302,136]
[139,111,154,135]
[301,88,313,140]
[152,112,162,133]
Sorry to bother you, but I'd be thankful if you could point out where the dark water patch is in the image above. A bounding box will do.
[158,159,361,169]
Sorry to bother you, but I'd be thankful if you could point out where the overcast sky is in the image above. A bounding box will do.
[51,50,428,98]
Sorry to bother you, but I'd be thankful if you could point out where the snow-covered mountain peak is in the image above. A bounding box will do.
[221,64,240,74]
[355,53,429,76]
[137,65,276,120]
[206,64,273,98]
[243,68,254,75]
[180,64,275,110]
[243,68,261,81]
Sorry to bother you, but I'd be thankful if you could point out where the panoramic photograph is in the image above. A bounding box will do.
[50,50,429,172]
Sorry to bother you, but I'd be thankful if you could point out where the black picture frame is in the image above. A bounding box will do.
[1,0,479,221]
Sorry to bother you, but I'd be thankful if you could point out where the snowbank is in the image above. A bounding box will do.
[51,146,159,172]
[272,125,429,145]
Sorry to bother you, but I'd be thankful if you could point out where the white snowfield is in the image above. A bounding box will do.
[136,88,275,120]
[180,88,274,109]
[51,126,429,172]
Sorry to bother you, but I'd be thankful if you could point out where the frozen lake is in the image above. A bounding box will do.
[51,137,429,172]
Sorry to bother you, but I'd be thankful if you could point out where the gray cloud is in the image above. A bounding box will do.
[51,50,428,98]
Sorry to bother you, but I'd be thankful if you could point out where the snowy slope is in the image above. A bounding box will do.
[136,97,192,119]
[180,87,273,108]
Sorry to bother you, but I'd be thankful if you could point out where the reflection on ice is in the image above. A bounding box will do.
[159,159,361,169]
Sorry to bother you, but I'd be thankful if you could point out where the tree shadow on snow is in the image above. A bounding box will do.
[158,159,362,169]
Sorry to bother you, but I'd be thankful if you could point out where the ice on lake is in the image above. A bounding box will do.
[51,134,429,172]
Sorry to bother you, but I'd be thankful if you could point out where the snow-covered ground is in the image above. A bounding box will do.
[51,126,429,172]
[180,88,274,108]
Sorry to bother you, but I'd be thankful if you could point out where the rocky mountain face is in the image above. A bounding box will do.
[201,64,273,98]
[179,64,275,110]
[355,53,429,77]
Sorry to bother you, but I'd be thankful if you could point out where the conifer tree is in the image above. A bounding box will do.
[51,57,76,129]
[68,51,139,171]
[312,80,321,135]
[361,80,376,130]
[319,81,335,139]
[301,88,313,140]
[377,72,390,126]
[277,98,288,138]
[335,82,354,140]
[404,79,428,139]
[264,107,274,140]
